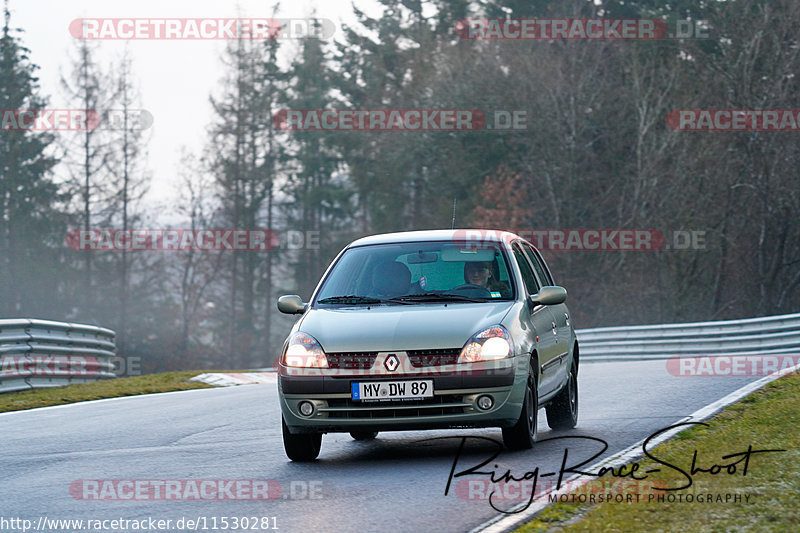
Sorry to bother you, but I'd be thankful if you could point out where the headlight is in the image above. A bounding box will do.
[282,332,328,368]
[458,325,513,363]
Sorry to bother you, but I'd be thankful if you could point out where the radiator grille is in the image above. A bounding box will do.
[407,348,461,367]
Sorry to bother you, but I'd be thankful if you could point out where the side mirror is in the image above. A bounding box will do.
[277,295,307,314]
[529,286,567,307]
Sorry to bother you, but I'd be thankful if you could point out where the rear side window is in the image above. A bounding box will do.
[512,243,539,294]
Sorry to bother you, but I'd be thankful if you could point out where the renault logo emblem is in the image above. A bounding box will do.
[384,354,399,372]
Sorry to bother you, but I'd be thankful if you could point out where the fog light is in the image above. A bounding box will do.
[299,401,314,416]
[477,395,493,411]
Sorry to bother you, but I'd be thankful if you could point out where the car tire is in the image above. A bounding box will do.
[546,364,578,430]
[349,430,378,441]
[502,361,538,450]
[282,417,322,461]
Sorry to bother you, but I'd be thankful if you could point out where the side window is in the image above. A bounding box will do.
[512,243,539,294]
[523,244,554,286]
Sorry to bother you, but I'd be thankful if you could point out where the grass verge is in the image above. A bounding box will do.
[516,374,800,533]
[0,371,216,413]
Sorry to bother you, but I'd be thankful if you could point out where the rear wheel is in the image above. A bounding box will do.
[350,430,378,441]
[502,361,538,450]
[282,417,322,461]
[546,365,578,430]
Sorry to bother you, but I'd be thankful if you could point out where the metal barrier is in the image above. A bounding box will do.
[3,312,797,392]
[0,319,117,393]
[577,312,800,361]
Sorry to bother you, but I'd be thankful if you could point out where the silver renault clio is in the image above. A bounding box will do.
[276,230,578,461]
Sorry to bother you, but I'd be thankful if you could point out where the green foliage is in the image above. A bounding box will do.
[515,375,800,532]
[0,371,214,413]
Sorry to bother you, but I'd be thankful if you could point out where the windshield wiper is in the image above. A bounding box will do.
[317,295,411,305]
[389,293,486,303]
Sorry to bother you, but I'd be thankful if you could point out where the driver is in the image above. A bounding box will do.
[463,261,509,296]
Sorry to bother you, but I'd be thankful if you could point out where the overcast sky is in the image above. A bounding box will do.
[8,0,381,215]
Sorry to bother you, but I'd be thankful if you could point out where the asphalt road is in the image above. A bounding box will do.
[0,360,760,533]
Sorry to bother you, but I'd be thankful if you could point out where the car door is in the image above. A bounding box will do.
[523,243,571,381]
[511,242,560,396]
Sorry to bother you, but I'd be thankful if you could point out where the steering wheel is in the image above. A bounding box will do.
[451,284,492,297]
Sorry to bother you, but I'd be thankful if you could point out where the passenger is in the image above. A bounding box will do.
[372,261,411,298]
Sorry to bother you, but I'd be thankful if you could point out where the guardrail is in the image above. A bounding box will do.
[576,312,800,361]
[3,313,796,392]
[0,319,117,393]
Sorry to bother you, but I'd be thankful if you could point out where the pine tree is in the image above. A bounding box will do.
[0,1,64,317]
[208,30,279,367]
[282,25,349,296]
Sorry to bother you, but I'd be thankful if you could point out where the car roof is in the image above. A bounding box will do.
[347,229,521,248]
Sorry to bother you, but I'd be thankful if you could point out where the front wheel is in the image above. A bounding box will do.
[282,417,322,461]
[502,365,538,450]
[546,366,578,430]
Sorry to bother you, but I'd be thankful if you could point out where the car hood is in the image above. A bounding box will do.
[298,302,515,353]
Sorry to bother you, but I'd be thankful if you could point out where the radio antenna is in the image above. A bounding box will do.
[451,198,457,229]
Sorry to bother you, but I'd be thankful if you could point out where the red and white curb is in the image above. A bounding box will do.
[189,372,277,387]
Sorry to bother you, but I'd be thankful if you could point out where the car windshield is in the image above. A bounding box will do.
[315,240,515,305]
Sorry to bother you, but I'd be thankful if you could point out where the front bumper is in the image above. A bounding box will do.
[278,358,526,434]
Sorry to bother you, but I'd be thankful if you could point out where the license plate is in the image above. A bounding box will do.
[352,380,433,401]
